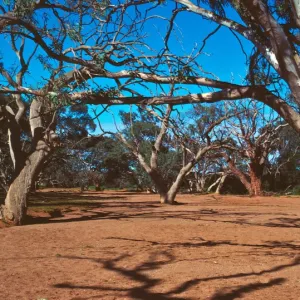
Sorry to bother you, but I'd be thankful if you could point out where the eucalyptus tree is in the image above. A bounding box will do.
[0,0,204,224]
[184,104,231,194]
[2,0,300,225]
[115,106,182,202]
[220,101,288,196]
[165,0,300,133]
[265,124,300,191]
[114,104,231,203]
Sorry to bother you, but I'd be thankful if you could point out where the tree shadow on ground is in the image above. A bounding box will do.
[25,201,300,231]
[209,278,286,300]
[200,215,300,229]
[25,200,162,225]
[105,236,300,252]
[30,191,128,202]
[24,192,300,230]
[52,252,299,300]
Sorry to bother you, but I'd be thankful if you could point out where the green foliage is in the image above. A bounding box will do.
[85,136,135,188]
[292,185,300,195]
[58,104,96,141]
[93,87,119,99]
[119,108,183,189]
[14,0,36,18]
[199,0,231,16]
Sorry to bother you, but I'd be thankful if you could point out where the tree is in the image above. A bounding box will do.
[163,0,300,133]
[115,105,183,202]
[115,104,231,203]
[1,0,300,224]
[0,0,199,224]
[265,124,300,192]
[220,101,288,196]
[183,104,232,194]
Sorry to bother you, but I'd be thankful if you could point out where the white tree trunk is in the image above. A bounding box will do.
[207,176,222,193]
[215,174,227,194]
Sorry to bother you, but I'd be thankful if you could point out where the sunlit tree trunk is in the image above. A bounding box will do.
[1,141,50,225]
[215,174,227,194]
[249,162,264,196]
[161,146,219,203]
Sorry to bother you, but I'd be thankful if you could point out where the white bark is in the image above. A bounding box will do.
[215,174,227,194]
[207,176,222,193]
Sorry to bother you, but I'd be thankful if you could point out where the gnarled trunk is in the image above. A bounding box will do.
[161,146,219,203]
[1,141,50,225]
[160,183,179,204]
[249,162,263,196]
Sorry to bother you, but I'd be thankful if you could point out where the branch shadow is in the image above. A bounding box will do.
[24,192,300,230]
[105,236,300,252]
[52,253,299,300]
[209,278,286,300]
[54,252,187,300]
[30,191,127,202]
[25,200,161,225]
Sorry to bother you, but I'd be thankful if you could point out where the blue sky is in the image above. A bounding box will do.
[0,1,254,133]
[93,1,253,132]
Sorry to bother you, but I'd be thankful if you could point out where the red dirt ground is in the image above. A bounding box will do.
[1,190,300,300]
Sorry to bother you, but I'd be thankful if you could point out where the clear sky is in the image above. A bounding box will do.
[0,1,254,133]
[94,1,253,132]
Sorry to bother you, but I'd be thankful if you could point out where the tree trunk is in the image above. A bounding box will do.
[0,141,50,225]
[225,156,254,195]
[195,181,204,192]
[161,170,187,204]
[160,146,217,203]
[160,186,177,204]
[249,163,263,196]
[147,170,170,204]
[207,176,222,193]
[215,174,227,195]
[237,174,253,196]
[194,172,206,192]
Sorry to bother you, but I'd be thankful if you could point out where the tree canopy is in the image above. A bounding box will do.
[1,0,300,224]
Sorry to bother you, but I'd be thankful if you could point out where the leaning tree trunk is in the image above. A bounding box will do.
[161,169,190,204]
[148,171,181,204]
[160,182,180,204]
[0,141,50,225]
[225,156,254,196]
[215,174,227,195]
[161,186,177,204]
[161,146,220,203]
[207,174,224,193]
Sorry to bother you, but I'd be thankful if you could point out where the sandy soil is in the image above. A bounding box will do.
[0,191,300,300]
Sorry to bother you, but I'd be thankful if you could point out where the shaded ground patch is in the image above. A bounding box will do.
[0,191,300,299]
